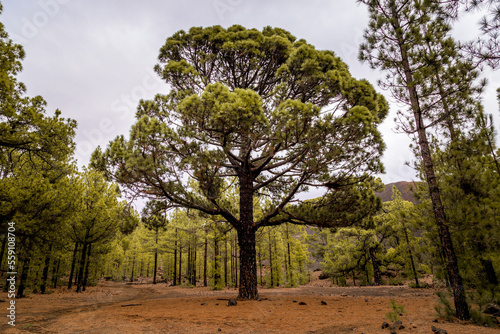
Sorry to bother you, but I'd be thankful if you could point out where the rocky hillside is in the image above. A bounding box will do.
[376,181,419,204]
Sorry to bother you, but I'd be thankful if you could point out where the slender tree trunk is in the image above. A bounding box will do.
[173,230,178,286]
[17,257,30,298]
[224,235,228,287]
[153,229,158,284]
[369,247,382,286]
[234,233,238,288]
[0,233,7,274]
[390,5,470,320]
[258,242,263,286]
[178,243,182,285]
[82,243,92,291]
[76,243,87,293]
[130,256,136,282]
[402,225,419,287]
[68,242,79,289]
[286,224,293,284]
[52,258,61,289]
[203,234,208,287]
[40,247,52,294]
[214,235,220,287]
[192,238,197,286]
[268,229,273,287]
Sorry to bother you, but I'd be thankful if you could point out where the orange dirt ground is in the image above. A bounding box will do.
[0,273,497,333]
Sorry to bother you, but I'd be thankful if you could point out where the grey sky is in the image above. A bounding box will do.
[2,0,499,189]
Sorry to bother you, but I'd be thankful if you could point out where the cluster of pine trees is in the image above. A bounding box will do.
[0,0,499,325]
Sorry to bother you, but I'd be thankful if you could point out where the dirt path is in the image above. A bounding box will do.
[0,281,497,333]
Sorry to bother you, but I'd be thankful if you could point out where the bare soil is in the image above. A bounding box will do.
[0,274,497,333]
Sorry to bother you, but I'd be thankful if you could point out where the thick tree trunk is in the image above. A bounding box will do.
[237,226,258,299]
[68,242,78,289]
[390,5,470,320]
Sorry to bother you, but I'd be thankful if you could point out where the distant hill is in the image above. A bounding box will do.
[376,181,419,204]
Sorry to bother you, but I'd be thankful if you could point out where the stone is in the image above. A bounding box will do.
[227,300,237,306]
[381,322,390,329]
[392,320,404,330]
[484,303,500,316]
[299,302,307,305]
[431,325,447,334]
[321,301,327,305]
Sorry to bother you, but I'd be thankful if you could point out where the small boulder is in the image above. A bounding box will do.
[299,301,307,305]
[321,301,327,305]
[381,322,390,329]
[431,325,447,334]
[392,320,404,330]
[227,300,237,306]
[484,303,500,316]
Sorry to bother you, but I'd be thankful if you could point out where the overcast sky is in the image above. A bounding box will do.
[2,0,499,190]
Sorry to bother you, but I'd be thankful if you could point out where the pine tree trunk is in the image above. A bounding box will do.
[268,229,273,287]
[192,239,197,286]
[173,230,178,286]
[17,257,30,298]
[403,225,419,287]
[286,224,293,284]
[390,5,470,320]
[76,243,87,293]
[40,246,52,294]
[0,233,7,274]
[237,226,258,299]
[68,242,79,289]
[224,235,228,287]
[214,235,220,287]
[203,234,208,287]
[52,258,61,289]
[178,243,182,285]
[234,233,238,288]
[369,247,382,286]
[82,243,92,291]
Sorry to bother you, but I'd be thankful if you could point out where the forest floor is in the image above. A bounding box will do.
[0,273,498,333]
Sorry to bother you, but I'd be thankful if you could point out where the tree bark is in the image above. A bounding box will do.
[52,258,61,289]
[153,229,158,284]
[237,226,258,299]
[40,246,52,294]
[369,247,382,286]
[390,4,470,320]
[203,234,208,287]
[173,229,178,286]
[76,243,87,293]
[68,242,78,289]
[17,257,30,298]
[82,243,92,291]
